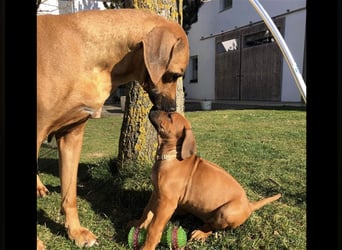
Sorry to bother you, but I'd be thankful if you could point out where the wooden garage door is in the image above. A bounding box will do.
[215,31,241,100]
[240,18,284,101]
[215,17,285,101]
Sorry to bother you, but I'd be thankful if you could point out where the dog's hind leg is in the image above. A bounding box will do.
[56,120,98,248]
[37,140,49,197]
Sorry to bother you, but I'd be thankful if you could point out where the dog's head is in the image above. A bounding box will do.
[142,23,189,112]
[149,109,196,160]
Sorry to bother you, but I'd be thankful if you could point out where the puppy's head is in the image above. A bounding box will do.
[149,109,196,159]
[142,23,189,112]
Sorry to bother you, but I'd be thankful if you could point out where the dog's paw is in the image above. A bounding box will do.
[37,238,46,250]
[37,184,50,197]
[68,226,98,248]
[37,175,50,197]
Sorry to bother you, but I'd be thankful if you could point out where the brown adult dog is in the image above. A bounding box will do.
[129,110,281,250]
[37,9,189,249]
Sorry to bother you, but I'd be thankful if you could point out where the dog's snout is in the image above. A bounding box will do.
[161,99,176,112]
[146,88,176,112]
[167,107,176,112]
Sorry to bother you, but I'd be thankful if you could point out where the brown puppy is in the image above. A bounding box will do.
[37,9,189,249]
[130,110,281,250]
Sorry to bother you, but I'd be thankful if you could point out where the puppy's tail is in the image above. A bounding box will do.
[249,193,281,212]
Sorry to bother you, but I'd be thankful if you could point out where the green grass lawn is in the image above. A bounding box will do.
[37,108,306,249]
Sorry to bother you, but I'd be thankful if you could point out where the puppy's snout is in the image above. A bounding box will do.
[149,109,160,124]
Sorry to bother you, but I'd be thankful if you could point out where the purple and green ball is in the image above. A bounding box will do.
[128,225,187,250]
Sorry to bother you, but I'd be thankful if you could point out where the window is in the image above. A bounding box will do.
[244,30,276,48]
[220,0,232,11]
[190,56,198,83]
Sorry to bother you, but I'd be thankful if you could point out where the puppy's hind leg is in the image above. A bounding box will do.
[190,200,251,241]
[190,223,214,241]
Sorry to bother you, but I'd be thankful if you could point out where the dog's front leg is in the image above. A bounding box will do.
[141,197,178,250]
[57,121,97,248]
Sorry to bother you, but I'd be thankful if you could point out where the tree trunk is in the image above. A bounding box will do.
[114,0,184,169]
[116,81,157,167]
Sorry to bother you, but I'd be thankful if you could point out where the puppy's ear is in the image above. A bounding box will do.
[181,128,196,160]
[142,26,180,84]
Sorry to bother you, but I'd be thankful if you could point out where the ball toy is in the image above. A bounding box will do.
[128,226,147,250]
[128,225,187,250]
[161,225,187,250]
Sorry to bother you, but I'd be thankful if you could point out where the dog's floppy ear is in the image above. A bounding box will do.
[142,26,181,83]
[181,128,196,160]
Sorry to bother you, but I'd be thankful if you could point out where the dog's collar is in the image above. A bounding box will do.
[155,152,178,161]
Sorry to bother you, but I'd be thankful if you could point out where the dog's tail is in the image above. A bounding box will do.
[249,193,281,212]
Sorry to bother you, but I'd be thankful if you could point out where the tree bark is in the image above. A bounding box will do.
[116,81,157,167]
[115,0,184,169]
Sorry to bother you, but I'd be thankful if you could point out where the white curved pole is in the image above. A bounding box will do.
[249,0,307,103]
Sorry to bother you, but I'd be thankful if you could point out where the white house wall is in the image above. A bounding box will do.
[184,0,306,102]
[37,0,105,15]
[37,0,62,15]
[72,0,106,12]
[281,9,306,102]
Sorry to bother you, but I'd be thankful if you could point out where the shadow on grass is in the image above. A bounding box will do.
[37,157,157,245]
[250,180,306,208]
[36,157,290,246]
[37,209,67,239]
